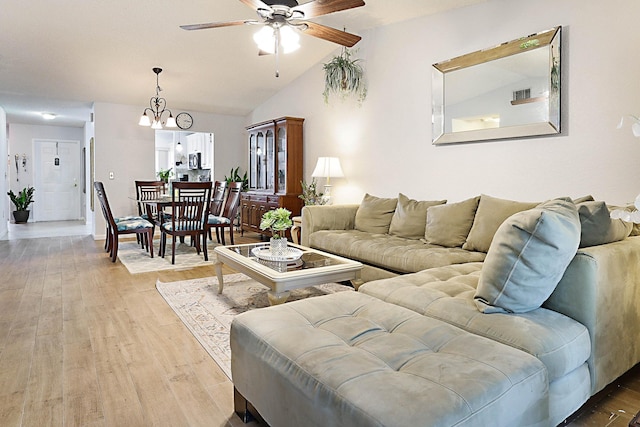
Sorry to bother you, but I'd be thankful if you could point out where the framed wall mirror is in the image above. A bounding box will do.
[432,26,561,145]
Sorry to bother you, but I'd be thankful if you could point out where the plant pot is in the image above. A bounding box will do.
[270,237,288,258]
[13,210,30,224]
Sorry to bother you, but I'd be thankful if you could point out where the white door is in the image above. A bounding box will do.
[34,140,81,221]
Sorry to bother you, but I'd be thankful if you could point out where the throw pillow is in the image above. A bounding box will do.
[572,195,595,204]
[388,193,446,240]
[462,194,538,253]
[474,198,581,314]
[425,196,480,247]
[354,193,398,234]
[577,201,632,247]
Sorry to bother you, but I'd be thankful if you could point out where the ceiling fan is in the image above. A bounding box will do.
[180,0,365,76]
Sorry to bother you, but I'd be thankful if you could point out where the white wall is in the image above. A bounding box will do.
[91,102,246,239]
[0,107,7,238]
[248,0,640,206]
[7,123,85,221]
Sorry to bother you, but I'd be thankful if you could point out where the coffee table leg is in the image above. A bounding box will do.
[351,271,364,290]
[215,259,225,294]
[267,290,290,305]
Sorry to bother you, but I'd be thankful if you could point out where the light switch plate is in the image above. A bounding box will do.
[109,172,114,180]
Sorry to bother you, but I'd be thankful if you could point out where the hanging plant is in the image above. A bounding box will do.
[322,47,367,105]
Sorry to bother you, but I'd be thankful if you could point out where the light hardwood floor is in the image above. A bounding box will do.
[1,230,639,426]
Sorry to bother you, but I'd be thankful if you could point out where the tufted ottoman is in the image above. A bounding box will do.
[231,291,549,427]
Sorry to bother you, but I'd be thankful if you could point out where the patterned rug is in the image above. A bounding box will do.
[156,273,353,379]
[117,239,216,274]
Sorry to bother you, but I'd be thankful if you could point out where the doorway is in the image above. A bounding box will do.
[33,139,82,221]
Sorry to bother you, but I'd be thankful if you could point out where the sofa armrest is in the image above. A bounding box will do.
[544,236,640,394]
[300,204,359,247]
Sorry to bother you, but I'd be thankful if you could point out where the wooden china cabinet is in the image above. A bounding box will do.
[240,117,304,236]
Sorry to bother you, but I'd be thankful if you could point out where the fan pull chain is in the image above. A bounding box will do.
[274,27,280,78]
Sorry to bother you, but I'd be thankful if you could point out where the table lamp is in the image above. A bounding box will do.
[312,157,344,204]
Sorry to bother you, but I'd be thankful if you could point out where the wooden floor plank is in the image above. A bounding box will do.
[4,230,639,426]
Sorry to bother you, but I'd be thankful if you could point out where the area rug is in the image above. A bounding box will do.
[118,239,215,274]
[156,273,353,379]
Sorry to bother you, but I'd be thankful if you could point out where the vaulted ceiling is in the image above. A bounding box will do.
[0,0,485,127]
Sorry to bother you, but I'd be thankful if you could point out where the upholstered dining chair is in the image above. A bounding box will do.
[206,181,243,246]
[159,181,212,264]
[94,181,154,262]
[134,180,167,245]
[208,180,228,242]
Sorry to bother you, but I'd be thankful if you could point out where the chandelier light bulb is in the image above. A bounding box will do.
[165,113,177,128]
[151,120,162,130]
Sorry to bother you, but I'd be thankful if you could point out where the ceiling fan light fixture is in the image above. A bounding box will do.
[253,25,300,54]
[254,25,276,53]
[280,25,300,53]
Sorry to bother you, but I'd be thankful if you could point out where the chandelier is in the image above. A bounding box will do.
[138,67,177,130]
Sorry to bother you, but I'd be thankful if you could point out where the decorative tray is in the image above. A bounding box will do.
[251,246,303,262]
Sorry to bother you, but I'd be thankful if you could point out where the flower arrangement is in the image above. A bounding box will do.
[259,208,293,239]
[299,178,327,206]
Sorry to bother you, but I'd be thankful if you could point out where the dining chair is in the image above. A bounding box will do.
[94,181,154,262]
[160,181,212,264]
[206,181,243,246]
[134,180,167,246]
[208,180,228,242]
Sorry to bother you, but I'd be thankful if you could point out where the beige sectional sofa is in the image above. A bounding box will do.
[231,193,640,426]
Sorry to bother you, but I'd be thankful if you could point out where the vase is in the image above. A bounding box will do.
[270,237,288,258]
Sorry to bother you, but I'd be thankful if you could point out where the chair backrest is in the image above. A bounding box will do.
[220,181,243,220]
[94,181,116,228]
[210,180,228,216]
[171,181,212,231]
[135,180,166,217]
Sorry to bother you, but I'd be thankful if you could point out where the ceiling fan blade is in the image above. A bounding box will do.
[238,0,270,11]
[180,20,254,31]
[302,22,361,47]
[294,0,365,18]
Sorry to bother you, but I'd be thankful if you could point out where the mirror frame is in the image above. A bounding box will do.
[432,26,561,145]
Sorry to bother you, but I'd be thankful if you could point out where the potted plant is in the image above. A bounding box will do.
[224,167,248,191]
[323,47,367,105]
[259,208,293,256]
[157,168,173,183]
[7,186,35,224]
[299,178,327,206]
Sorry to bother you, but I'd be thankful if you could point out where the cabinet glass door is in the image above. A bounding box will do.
[276,126,286,194]
[254,132,266,190]
[266,129,274,191]
[249,133,257,190]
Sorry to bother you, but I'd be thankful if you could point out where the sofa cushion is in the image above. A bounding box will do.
[309,229,485,274]
[577,201,632,247]
[231,291,549,427]
[425,196,480,247]
[358,263,591,384]
[462,194,538,253]
[354,193,397,234]
[474,198,581,314]
[388,193,446,240]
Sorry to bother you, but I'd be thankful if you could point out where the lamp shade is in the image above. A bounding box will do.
[312,157,344,178]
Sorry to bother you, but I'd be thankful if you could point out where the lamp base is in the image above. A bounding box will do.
[322,184,333,205]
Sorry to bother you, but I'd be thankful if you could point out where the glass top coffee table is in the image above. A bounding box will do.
[213,242,363,305]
